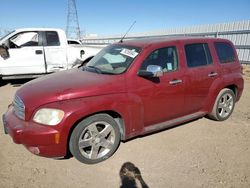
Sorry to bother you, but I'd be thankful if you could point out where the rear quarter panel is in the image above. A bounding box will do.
[204,39,244,112]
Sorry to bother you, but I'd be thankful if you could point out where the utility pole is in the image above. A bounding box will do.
[66,0,81,39]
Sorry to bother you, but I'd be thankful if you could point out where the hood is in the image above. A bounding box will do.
[16,68,126,112]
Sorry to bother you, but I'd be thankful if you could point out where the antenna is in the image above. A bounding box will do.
[66,0,81,39]
[120,21,136,43]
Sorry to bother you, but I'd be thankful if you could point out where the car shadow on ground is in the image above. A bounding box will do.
[0,78,34,87]
[119,162,149,188]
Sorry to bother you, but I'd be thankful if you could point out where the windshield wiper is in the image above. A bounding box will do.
[85,66,103,74]
[99,71,116,75]
[84,65,116,75]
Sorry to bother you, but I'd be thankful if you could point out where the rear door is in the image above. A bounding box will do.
[43,31,68,72]
[1,31,46,75]
[183,42,219,114]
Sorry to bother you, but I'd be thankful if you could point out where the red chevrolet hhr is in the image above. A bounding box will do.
[3,37,244,164]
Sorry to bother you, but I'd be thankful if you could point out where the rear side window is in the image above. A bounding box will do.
[185,43,212,68]
[45,31,60,46]
[214,42,236,63]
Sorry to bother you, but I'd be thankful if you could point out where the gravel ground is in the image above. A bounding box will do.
[0,71,250,188]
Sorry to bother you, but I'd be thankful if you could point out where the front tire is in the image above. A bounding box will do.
[208,88,236,121]
[69,114,121,164]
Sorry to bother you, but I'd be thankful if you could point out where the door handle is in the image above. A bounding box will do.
[35,50,43,55]
[208,72,218,77]
[169,79,182,85]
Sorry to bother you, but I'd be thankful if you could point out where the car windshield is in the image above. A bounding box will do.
[84,44,141,75]
[0,30,15,41]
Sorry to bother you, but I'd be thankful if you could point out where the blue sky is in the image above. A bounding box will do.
[0,0,250,36]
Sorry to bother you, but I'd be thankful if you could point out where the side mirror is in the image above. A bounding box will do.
[138,65,163,78]
[0,45,9,59]
[80,50,85,59]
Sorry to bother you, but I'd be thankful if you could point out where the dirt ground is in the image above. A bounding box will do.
[0,66,250,188]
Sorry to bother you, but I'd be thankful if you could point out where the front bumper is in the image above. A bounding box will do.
[2,106,67,157]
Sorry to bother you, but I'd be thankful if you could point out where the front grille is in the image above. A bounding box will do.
[13,95,25,120]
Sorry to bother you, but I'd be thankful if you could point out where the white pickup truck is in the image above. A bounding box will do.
[0,28,101,80]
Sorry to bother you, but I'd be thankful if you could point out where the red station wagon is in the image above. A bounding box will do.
[3,37,244,164]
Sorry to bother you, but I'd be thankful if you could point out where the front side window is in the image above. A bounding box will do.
[214,42,236,63]
[85,44,141,74]
[140,46,179,72]
[45,31,60,46]
[185,43,212,68]
[9,31,39,48]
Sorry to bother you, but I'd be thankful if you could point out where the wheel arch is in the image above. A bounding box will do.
[204,81,238,114]
[225,84,238,98]
[65,110,125,157]
[207,87,236,121]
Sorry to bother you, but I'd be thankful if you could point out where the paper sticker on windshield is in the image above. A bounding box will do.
[120,49,138,58]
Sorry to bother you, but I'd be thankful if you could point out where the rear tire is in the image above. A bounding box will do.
[208,88,236,121]
[69,114,121,164]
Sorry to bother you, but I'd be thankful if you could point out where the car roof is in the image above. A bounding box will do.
[117,36,230,48]
[15,28,64,33]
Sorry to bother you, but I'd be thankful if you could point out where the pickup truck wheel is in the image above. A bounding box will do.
[69,114,121,164]
[208,88,235,121]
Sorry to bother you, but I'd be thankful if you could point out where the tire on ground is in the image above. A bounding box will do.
[208,88,236,121]
[69,113,121,164]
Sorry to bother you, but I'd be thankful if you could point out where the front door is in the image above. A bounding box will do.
[134,45,186,127]
[1,31,45,75]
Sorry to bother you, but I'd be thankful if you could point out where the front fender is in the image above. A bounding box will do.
[38,93,144,148]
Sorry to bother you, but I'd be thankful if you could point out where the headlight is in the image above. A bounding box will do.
[33,108,64,126]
